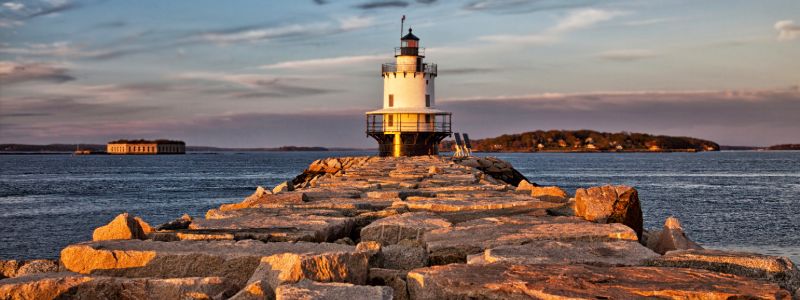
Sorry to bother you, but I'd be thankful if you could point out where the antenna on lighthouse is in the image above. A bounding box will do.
[400,15,406,40]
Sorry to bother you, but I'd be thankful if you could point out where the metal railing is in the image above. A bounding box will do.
[381,63,437,75]
[366,114,451,134]
[394,47,425,57]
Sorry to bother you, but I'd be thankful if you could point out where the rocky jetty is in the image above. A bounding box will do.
[1,155,798,299]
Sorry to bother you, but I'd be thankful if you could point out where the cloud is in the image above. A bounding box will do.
[337,16,375,31]
[0,0,83,20]
[0,19,22,27]
[172,72,336,98]
[0,61,75,84]
[595,49,659,61]
[478,8,625,44]
[225,85,335,99]
[775,20,800,41]
[5,16,374,62]
[195,23,330,44]
[0,0,97,28]
[0,96,159,123]
[71,82,179,101]
[0,18,373,62]
[24,0,79,18]
[174,72,284,88]
[354,1,409,10]
[623,17,673,26]
[478,33,555,44]
[439,67,499,75]
[260,55,384,69]
[192,17,375,45]
[1,42,89,57]
[352,0,435,10]
[551,8,623,32]
[2,2,25,11]
[464,0,600,14]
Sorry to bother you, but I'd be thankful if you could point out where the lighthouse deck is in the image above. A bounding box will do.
[394,46,425,57]
[365,112,451,134]
[15,156,795,299]
[381,62,437,74]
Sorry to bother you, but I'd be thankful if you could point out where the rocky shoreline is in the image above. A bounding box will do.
[1,155,798,299]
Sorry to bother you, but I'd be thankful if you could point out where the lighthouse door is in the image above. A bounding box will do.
[416,57,422,72]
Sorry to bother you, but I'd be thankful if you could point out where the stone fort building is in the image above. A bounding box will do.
[106,139,185,155]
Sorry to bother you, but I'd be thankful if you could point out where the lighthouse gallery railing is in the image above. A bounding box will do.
[394,47,425,57]
[366,113,451,134]
[381,63,437,75]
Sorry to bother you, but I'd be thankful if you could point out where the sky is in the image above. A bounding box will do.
[0,0,798,147]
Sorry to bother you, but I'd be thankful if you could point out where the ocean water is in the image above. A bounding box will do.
[0,151,798,262]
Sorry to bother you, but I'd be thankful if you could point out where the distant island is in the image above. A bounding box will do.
[0,144,346,153]
[764,144,800,150]
[440,130,721,153]
[718,144,800,151]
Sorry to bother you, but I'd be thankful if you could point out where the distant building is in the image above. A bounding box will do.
[107,139,185,154]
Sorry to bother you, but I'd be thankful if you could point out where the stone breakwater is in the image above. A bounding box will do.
[1,155,799,299]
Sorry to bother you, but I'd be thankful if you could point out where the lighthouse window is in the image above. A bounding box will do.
[425,94,430,107]
[389,94,394,107]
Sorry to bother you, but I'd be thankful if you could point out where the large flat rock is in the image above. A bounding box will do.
[360,212,451,246]
[407,263,789,299]
[0,272,237,300]
[59,240,362,289]
[187,208,355,243]
[205,207,353,220]
[365,190,435,200]
[423,215,638,264]
[468,240,659,266]
[219,192,309,211]
[238,252,369,293]
[275,279,392,300]
[395,197,559,213]
[230,198,391,211]
[300,188,362,201]
[647,249,800,292]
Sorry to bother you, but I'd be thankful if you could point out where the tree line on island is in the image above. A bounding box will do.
[440,130,722,153]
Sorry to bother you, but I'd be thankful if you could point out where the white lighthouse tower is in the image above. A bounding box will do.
[366,26,452,157]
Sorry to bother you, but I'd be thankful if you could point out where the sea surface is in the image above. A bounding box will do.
[1,151,798,262]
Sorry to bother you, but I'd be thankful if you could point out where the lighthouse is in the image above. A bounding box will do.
[366,26,452,157]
